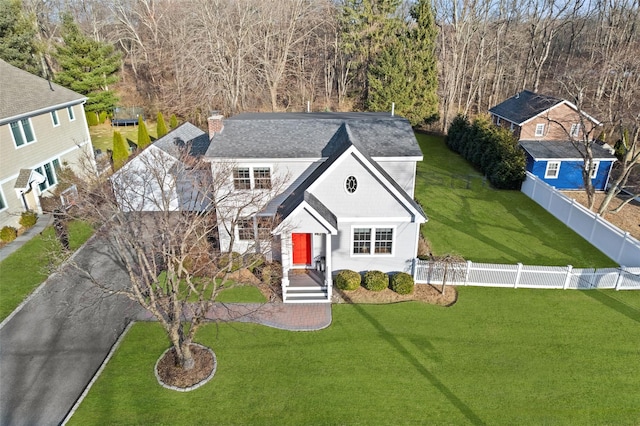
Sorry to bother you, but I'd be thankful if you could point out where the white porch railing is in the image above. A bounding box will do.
[413,259,640,290]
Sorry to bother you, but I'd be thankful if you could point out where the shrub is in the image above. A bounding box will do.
[169,114,179,129]
[335,270,361,291]
[363,270,388,292]
[85,111,99,126]
[391,272,414,295]
[99,111,108,124]
[0,226,18,242]
[157,112,168,138]
[19,211,38,228]
[218,251,243,272]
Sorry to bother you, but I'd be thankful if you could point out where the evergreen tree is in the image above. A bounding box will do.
[112,131,129,171]
[156,112,168,138]
[137,116,151,150]
[0,0,40,74]
[366,0,439,126]
[54,13,121,113]
[169,114,178,129]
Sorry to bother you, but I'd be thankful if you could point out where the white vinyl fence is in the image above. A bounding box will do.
[413,259,640,290]
[521,172,640,267]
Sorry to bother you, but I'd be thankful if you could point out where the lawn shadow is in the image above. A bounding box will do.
[343,297,485,425]
[580,290,640,324]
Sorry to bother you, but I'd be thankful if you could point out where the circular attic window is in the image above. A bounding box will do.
[345,176,358,194]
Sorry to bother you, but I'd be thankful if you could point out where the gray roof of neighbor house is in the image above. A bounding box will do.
[205,112,423,159]
[520,140,616,160]
[154,122,210,156]
[0,59,86,124]
[489,90,564,125]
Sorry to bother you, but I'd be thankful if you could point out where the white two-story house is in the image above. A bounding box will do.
[0,59,96,228]
[204,112,427,302]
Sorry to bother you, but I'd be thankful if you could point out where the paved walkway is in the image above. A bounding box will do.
[0,229,332,425]
[0,214,52,262]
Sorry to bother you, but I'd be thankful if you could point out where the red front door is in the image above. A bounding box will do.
[292,233,312,265]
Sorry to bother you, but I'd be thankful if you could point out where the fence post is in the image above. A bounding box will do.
[615,266,626,291]
[563,265,573,290]
[465,260,472,286]
[589,214,600,242]
[566,199,575,224]
[514,263,523,288]
[615,232,629,264]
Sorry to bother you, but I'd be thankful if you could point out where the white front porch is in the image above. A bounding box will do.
[280,232,333,303]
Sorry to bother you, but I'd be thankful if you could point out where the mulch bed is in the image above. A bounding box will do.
[333,283,457,306]
[156,344,215,389]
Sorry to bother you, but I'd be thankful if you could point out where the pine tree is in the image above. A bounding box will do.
[137,116,151,150]
[54,13,121,113]
[156,112,168,138]
[112,131,129,171]
[169,114,178,129]
[0,0,40,75]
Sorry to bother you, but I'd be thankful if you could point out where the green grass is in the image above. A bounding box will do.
[89,122,157,152]
[69,288,640,425]
[215,285,267,303]
[0,221,94,321]
[415,134,615,267]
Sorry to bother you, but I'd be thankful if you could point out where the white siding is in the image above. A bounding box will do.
[376,160,417,197]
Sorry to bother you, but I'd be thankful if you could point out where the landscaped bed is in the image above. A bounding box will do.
[68,287,640,425]
[415,133,617,267]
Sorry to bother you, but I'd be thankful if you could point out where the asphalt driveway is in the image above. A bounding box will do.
[0,237,141,425]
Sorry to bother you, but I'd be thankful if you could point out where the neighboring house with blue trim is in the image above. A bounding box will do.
[489,90,616,190]
[0,60,96,229]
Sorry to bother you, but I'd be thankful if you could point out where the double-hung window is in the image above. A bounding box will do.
[34,159,61,191]
[535,123,545,137]
[51,110,60,127]
[545,161,560,179]
[352,227,394,256]
[0,189,7,212]
[570,123,580,138]
[588,161,599,179]
[67,106,75,121]
[237,218,254,241]
[233,166,272,190]
[10,119,36,147]
[257,218,272,240]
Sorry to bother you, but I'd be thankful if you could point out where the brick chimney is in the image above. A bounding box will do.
[207,113,224,136]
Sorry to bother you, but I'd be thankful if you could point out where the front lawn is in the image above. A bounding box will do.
[0,221,94,321]
[69,288,640,425]
[415,133,615,267]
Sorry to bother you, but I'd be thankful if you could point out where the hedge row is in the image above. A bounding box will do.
[335,270,414,295]
[446,114,526,189]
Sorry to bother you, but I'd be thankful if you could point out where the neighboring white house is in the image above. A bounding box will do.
[0,59,96,228]
[205,112,427,302]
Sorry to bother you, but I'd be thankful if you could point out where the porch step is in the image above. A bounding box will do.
[284,287,330,303]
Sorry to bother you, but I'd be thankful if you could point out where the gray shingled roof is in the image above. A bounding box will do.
[0,59,86,123]
[154,122,209,156]
[489,90,563,125]
[519,140,616,160]
[205,112,422,159]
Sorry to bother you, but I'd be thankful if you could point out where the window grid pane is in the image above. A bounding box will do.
[257,218,272,240]
[11,122,24,146]
[353,228,371,254]
[374,228,393,254]
[233,168,251,190]
[237,218,254,240]
[21,119,34,142]
[51,111,59,126]
[253,167,271,189]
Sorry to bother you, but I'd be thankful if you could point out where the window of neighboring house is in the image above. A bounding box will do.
[0,188,7,212]
[233,168,251,190]
[570,123,580,138]
[352,227,394,256]
[10,118,36,147]
[496,116,501,126]
[35,159,61,191]
[253,167,272,189]
[545,161,560,179]
[67,105,75,121]
[51,110,60,127]
[237,218,254,241]
[256,217,272,240]
[510,122,515,132]
[589,161,600,179]
[535,123,545,137]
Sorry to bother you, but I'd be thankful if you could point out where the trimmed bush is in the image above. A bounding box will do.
[169,114,179,129]
[0,226,18,242]
[391,272,414,295]
[99,111,108,124]
[19,211,38,228]
[335,270,361,291]
[85,111,99,126]
[363,270,388,292]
